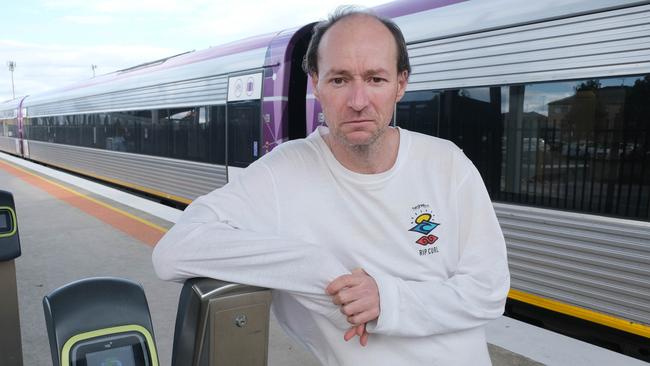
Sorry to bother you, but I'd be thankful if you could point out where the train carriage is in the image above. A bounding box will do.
[374,0,650,357]
[2,0,649,360]
[17,25,315,204]
[0,97,25,155]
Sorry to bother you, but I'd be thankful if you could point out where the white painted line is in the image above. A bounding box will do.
[0,152,182,223]
[486,316,647,366]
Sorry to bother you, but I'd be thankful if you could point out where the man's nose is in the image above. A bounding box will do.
[347,81,369,111]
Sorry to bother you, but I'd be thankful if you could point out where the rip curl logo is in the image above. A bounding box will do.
[409,204,440,256]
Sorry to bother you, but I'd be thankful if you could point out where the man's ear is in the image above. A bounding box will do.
[395,70,409,102]
[310,72,320,100]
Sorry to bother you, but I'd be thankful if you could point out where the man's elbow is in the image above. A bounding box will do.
[489,270,511,318]
[151,241,181,282]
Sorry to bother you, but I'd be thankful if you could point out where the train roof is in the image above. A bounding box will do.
[22,32,278,111]
[22,0,648,113]
[0,97,24,119]
[381,0,647,43]
[393,0,650,91]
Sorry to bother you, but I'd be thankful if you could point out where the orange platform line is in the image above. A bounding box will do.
[0,160,166,247]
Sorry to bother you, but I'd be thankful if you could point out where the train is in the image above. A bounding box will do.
[1,0,649,360]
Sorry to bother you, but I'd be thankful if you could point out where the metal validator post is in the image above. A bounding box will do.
[172,278,272,366]
[0,190,23,366]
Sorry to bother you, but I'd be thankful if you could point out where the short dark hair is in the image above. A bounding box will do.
[302,6,411,77]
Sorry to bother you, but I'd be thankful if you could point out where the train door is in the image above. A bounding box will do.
[227,101,261,168]
[286,25,313,140]
[226,72,263,179]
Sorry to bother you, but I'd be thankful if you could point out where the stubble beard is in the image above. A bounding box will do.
[332,123,388,156]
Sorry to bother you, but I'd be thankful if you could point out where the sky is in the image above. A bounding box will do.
[0,0,390,103]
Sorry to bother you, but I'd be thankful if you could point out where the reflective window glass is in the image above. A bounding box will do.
[228,101,260,168]
[210,105,226,165]
[0,118,18,138]
[500,76,650,219]
[395,74,650,220]
[396,90,439,136]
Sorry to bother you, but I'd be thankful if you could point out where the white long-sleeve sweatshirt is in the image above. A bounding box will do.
[152,127,510,366]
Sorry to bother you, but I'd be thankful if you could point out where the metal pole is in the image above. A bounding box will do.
[172,279,272,366]
[0,260,23,366]
[91,64,97,78]
[7,61,16,99]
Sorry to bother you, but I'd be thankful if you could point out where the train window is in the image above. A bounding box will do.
[103,112,129,152]
[0,118,18,138]
[396,90,439,136]
[184,107,208,163]
[167,108,194,160]
[439,87,504,198]
[498,76,650,219]
[395,74,650,220]
[227,100,261,168]
[210,105,226,165]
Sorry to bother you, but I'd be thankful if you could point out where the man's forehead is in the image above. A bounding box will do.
[317,14,398,71]
[321,13,391,44]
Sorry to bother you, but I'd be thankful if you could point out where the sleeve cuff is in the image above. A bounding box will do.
[364,270,399,335]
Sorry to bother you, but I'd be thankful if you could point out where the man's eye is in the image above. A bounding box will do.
[332,78,345,85]
[370,77,385,83]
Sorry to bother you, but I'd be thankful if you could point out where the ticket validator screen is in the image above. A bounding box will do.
[72,332,149,366]
[0,210,11,233]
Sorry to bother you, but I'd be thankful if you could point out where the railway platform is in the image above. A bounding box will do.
[1,151,646,366]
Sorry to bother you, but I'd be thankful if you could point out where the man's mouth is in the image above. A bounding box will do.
[344,119,374,124]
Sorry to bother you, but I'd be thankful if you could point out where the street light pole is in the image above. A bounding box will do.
[91,64,97,78]
[7,61,16,99]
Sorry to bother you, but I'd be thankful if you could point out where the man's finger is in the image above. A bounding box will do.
[356,323,365,337]
[327,274,360,295]
[346,308,380,325]
[360,329,369,347]
[340,296,374,316]
[344,327,357,342]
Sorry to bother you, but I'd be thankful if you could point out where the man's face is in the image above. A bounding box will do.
[312,15,408,148]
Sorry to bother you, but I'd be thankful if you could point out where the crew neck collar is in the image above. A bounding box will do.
[309,126,410,185]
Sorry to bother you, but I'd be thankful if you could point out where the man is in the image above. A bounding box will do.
[153,7,509,366]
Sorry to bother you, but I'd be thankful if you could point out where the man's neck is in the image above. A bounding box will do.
[324,128,400,174]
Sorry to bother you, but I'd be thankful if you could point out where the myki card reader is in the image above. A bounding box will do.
[0,190,23,366]
[0,190,20,261]
[43,277,159,366]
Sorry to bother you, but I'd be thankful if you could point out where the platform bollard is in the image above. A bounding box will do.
[172,278,272,366]
[0,190,23,366]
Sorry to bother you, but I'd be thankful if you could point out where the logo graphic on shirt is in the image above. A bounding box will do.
[409,204,440,256]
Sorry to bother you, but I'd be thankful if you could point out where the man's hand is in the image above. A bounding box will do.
[327,268,380,346]
[344,323,369,346]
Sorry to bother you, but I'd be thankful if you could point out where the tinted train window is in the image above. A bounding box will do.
[500,76,650,219]
[167,108,194,159]
[395,74,650,220]
[210,105,226,165]
[104,112,136,152]
[227,100,260,168]
[439,87,504,195]
[24,106,228,166]
[396,90,439,136]
[0,118,18,137]
[159,106,226,164]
